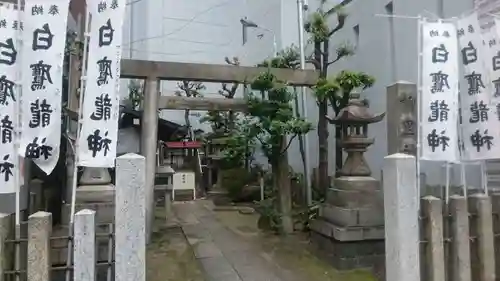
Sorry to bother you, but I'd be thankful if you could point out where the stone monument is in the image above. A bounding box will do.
[311,98,386,270]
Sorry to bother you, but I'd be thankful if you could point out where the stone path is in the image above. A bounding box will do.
[172,200,300,281]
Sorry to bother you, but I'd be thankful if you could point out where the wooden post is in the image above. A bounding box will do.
[468,194,495,281]
[449,195,471,281]
[0,213,11,281]
[421,196,445,281]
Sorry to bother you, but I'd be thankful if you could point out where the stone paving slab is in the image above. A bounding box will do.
[173,201,294,281]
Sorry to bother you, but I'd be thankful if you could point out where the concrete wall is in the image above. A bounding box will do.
[323,0,474,185]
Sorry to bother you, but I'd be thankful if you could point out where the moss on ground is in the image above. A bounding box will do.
[215,210,378,281]
[146,208,204,281]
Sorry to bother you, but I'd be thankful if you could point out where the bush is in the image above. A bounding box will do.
[219,167,258,202]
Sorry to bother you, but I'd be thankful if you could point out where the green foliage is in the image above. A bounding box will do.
[258,47,301,69]
[219,48,313,166]
[200,111,240,135]
[218,167,253,200]
[219,117,258,167]
[127,79,143,109]
[314,70,375,113]
[247,73,312,162]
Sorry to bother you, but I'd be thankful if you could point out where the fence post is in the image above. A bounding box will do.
[383,153,420,281]
[115,153,146,281]
[421,196,445,281]
[74,209,96,281]
[491,194,500,280]
[469,194,495,281]
[0,213,11,281]
[27,211,52,281]
[449,195,471,281]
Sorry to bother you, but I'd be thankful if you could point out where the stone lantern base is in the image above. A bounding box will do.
[310,176,385,270]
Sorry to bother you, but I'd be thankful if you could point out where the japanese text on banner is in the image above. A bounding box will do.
[483,19,500,114]
[77,0,126,167]
[421,20,460,162]
[0,5,20,193]
[20,0,70,174]
[457,13,500,160]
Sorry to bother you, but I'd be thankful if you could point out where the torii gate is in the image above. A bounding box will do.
[67,57,319,238]
[119,58,318,235]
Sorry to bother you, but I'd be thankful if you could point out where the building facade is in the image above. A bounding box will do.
[124,0,499,186]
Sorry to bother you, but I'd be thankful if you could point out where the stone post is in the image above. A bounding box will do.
[383,153,420,281]
[386,82,417,155]
[115,153,146,281]
[27,211,52,281]
[468,194,495,281]
[491,194,500,279]
[421,196,445,281]
[141,77,160,244]
[74,209,96,281]
[0,213,11,281]
[449,195,471,281]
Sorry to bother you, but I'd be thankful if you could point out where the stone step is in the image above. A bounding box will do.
[74,185,115,203]
[60,202,114,225]
[310,218,384,242]
[318,204,384,227]
[172,189,196,201]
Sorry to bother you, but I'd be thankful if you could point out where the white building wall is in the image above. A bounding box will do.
[123,0,483,185]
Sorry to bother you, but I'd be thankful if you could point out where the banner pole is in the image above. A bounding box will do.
[69,11,91,223]
[416,15,423,209]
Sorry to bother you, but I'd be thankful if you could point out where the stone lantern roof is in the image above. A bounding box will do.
[326,99,385,125]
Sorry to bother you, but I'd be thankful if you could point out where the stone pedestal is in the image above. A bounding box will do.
[311,176,385,270]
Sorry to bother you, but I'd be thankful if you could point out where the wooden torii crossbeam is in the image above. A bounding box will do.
[120,59,319,111]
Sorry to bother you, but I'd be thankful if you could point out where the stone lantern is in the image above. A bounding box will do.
[326,98,385,179]
[310,97,386,270]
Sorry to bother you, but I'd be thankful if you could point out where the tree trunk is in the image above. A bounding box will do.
[315,40,332,195]
[276,137,294,234]
[317,101,329,194]
[293,89,307,205]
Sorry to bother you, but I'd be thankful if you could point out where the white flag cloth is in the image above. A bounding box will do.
[457,12,500,161]
[0,5,21,193]
[420,20,460,162]
[20,0,70,174]
[77,0,126,167]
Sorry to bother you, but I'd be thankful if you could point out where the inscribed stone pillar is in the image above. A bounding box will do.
[115,153,146,281]
[27,211,52,281]
[383,153,420,281]
[386,81,417,155]
[74,209,96,281]
[141,77,160,244]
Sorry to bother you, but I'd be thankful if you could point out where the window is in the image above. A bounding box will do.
[353,24,360,48]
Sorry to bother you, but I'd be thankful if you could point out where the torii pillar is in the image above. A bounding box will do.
[141,77,159,244]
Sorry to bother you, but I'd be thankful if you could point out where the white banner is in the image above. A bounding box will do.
[483,21,500,104]
[421,20,460,162]
[20,0,70,174]
[77,0,126,167]
[0,5,20,193]
[457,13,500,160]
[475,0,500,29]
